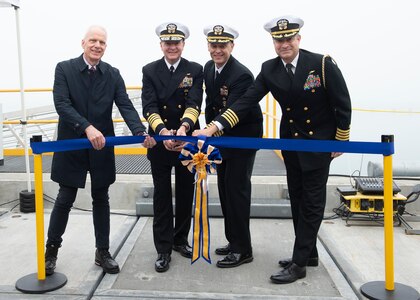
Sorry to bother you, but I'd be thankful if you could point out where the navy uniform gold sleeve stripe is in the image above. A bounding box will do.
[147,113,164,133]
[182,107,200,124]
[220,109,239,128]
[207,121,224,137]
[335,127,350,141]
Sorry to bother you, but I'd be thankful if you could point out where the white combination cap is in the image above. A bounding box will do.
[263,15,304,40]
[203,24,239,43]
[155,22,190,41]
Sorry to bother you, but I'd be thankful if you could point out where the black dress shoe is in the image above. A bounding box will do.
[270,263,306,284]
[155,253,171,273]
[173,244,192,258]
[216,252,253,268]
[95,249,120,274]
[278,257,319,268]
[215,243,231,255]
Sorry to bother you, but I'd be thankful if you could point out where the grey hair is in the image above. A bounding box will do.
[84,25,108,40]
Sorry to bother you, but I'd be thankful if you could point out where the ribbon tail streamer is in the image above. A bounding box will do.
[191,172,202,264]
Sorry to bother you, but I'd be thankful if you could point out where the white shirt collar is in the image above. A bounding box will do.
[83,55,98,69]
[164,58,181,71]
[215,62,227,77]
[281,53,299,72]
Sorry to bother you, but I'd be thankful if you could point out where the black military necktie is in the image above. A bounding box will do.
[286,63,294,81]
[215,70,219,79]
[169,65,175,76]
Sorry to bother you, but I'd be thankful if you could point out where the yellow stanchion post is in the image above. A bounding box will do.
[34,154,46,280]
[15,135,67,294]
[383,154,394,291]
[360,135,419,300]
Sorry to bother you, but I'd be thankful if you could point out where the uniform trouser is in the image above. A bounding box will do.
[47,183,110,249]
[283,151,331,267]
[151,161,194,254]
[217,151,256,254]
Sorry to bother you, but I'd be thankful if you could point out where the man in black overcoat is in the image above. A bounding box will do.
[201,24,263,268]
[194,15,352,283]
[142,22,203,272]
[45,25,155,276]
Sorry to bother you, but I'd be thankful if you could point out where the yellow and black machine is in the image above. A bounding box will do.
[337,178,420,234]
[340,192,406,214]
[338,177,405,214]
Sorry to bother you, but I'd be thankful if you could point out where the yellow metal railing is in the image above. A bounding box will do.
[2,118,138,125]
[263,93,282,159]
[1,86,146,155]
[0,86,142,93]
[4,87,419,159]
[1,87,279,157]
[4,147,147,156]
[2,118,148,156]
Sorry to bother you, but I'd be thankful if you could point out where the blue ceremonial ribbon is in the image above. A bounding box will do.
[204,137,394,155]
[30,135,394,156]
[178,137,222,264]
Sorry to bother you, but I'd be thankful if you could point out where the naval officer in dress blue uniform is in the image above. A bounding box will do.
[202,24,263,268]
[142,22,203,272]
[194,15,352,283]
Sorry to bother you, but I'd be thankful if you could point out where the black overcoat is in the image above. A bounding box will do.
[51,55,146,188]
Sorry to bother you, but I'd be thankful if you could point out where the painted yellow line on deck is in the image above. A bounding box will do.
[3,147,147,156]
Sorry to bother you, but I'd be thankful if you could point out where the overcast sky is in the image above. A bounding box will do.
[1,0,420,173]
[1,0,419,108]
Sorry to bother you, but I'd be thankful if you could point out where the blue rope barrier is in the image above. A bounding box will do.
[30,135,394,156]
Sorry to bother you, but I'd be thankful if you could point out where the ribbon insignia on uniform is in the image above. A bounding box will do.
[179,137,222,263]
[303,73,321,91]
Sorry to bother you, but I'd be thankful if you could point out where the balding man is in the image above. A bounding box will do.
[45,25,155,276]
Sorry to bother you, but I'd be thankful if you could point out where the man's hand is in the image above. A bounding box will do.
[85,125,105,150]
[160,128,178,151]
[170,125,188,152]
[176,125,187,137]
[192,125,218,137]
[142,133,156,148]
[331,152,343,158]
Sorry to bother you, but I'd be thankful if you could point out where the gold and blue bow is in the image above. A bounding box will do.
[179,137,222,263]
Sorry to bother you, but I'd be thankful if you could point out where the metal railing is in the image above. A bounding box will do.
[0,87,145,155]
[1,87,283,157]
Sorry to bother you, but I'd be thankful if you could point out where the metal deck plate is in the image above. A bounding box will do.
[0,150,286,175]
